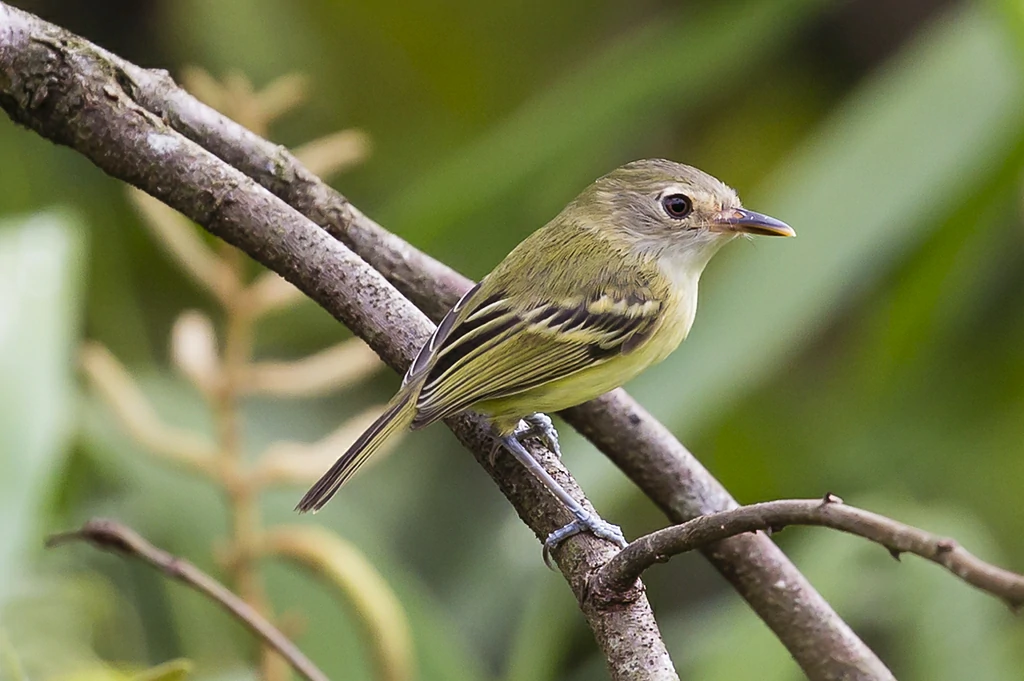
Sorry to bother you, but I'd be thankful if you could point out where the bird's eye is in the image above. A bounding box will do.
[661,194,693,220]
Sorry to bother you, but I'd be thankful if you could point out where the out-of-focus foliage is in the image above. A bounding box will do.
[2,1,1023,680]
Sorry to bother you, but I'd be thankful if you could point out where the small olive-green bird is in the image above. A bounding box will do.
[298,159,794,553]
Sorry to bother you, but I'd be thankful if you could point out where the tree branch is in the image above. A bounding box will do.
[46,519,329,681]
[589,495,1024,610]
[0,5,675,679]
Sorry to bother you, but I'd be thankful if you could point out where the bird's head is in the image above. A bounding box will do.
[576,158,794,262]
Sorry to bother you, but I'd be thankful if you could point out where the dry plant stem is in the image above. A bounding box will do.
[127,188,235,305]
[241,338,382,398]
[90,52,897,681]
[215,244,286,681]
[205,76,297,681]
[215,252,258,576]
[0,7,676,680]
[256,406,399,487]
[589,496,1024,608]
[46,520,328,681]
[79,343,220,476]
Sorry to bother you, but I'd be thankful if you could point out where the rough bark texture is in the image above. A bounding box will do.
[0,3,896,679]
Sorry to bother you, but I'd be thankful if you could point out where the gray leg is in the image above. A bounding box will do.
[499,433,626,566]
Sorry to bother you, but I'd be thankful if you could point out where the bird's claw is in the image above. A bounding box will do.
[542,511,628,568]
[514,413,561,458]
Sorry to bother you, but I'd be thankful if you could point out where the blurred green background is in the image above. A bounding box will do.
[2,0,1024,679]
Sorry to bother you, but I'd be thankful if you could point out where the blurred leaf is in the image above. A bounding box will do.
[503,575,578,681]
[851,162,1024,391]
[52,668,132,681]
[131,658,193,681]
[0,629,27,681]
[263,526,414,681]
[0,211,83,598]
[1,574,127,681]
[49,659,194,681]
[989,0,1024,62]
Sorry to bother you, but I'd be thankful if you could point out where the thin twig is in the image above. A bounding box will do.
[590,495,1024,610]
[45,519,329,681]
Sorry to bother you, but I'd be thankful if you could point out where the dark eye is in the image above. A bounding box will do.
[661,194,693,219]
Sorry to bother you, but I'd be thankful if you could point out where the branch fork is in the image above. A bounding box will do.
[587,494,1024,613]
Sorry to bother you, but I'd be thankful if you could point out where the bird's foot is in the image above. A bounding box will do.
[516,413,561,458]
[489,413,561,467]
[543,509,628,568]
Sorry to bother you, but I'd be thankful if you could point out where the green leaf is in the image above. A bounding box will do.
[131,658,193,681]
[0,211,83,599]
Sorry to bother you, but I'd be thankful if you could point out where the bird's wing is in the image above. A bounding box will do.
[405,282,662,428]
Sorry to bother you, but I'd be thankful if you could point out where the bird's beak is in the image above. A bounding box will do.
[711,208,795,237]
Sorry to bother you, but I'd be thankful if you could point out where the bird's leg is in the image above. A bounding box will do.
[498,432,627,566]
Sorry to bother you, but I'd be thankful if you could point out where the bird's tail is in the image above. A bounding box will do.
[295,390,416,513]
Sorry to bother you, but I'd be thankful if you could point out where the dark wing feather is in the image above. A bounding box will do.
[408,289,661,428]
[403,282,483,386]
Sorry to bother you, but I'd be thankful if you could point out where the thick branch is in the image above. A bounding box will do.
[0,6,674,679]
[589,496,1024,610]
[46,519,328,681]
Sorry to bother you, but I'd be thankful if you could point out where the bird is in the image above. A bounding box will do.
[297,158,794,556]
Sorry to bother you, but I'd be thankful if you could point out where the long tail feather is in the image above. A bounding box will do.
[295,392,416,512]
